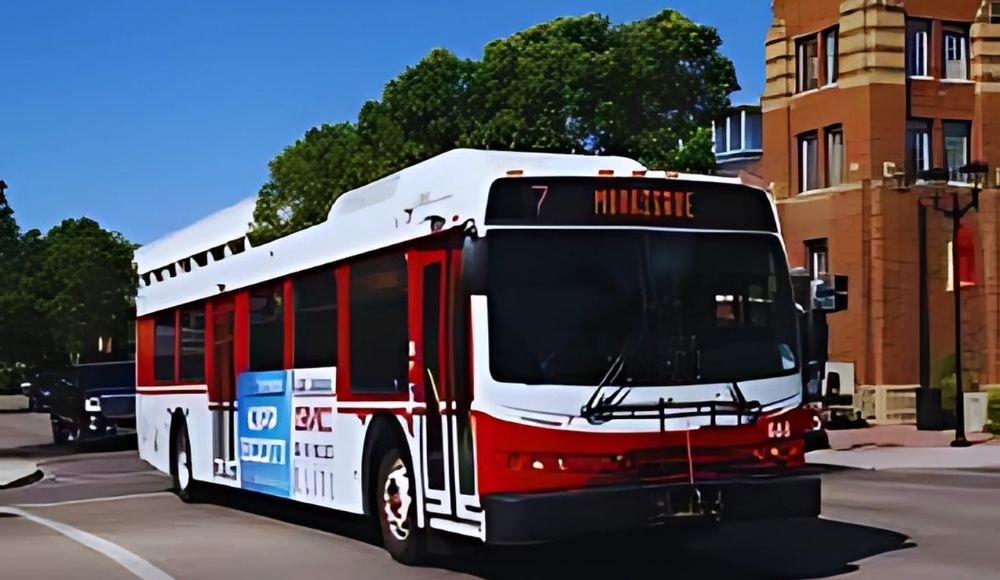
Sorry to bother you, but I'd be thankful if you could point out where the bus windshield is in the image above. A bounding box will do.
[486,229,798,387]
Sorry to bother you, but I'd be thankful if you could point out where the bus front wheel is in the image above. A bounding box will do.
[375,447,427,565]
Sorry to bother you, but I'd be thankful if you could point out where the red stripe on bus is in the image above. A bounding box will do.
[136,388,208,396]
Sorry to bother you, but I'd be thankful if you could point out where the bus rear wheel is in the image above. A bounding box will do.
[171,420,199,503]
[375,447,427,565]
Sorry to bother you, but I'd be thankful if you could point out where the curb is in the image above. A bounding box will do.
[0,469,43,491]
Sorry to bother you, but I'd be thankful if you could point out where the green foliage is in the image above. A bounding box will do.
[249,8,738,243]
[36,218,137,361]
[0,196,136,384]
[986,389,1000,429]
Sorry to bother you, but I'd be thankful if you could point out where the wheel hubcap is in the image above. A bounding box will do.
[383,459,412,541]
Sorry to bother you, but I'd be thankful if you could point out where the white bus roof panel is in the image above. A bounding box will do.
[135,148,773,316]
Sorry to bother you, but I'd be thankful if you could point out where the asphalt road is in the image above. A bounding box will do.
[2,414,999,579]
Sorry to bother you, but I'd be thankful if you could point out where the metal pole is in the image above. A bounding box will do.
[919,201,929,393]
[951,191,970,447]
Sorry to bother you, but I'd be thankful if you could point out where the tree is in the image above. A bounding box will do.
[596,10,738,170]
[248,49,476,244]
[249,9,738,243]
[463,14,612,153]
[33,218,137,364]
[248,122,366,244]
[3,228,60,371]
[0,188,28,386]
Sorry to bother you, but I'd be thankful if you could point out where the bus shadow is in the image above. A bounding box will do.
[445,517,914,580]
[200,485,913,580]
[197,487,382,547]
[0,435,138,459]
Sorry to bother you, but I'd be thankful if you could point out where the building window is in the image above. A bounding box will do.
[153,311,176,382]
[728,113,743,151]
[293,268,338,369]
[825,125,845,187]
[947,225,977,291]
[745,112,762,150]
[907,20,930,77]
[798,131,819,192]
[992,2,1000,24]
[806,239,829,281]
[179,306,205,382]
[796,36,819,92]
[824,27,839,85]
[713,121,725,153]
[249,283,285,372]
[944,121,971,183]
[907,119,932,182]
[943,26,970,80]
[349,253,408,394]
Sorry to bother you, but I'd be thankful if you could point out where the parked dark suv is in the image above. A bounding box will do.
[48,360,136,445]
[20,369,75,412]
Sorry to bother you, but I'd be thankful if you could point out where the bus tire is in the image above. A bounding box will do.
[170,416,200,503]
[374,446,427,565]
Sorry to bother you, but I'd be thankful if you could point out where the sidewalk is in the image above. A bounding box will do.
[0,458,40,489]
[807,424,1000,470]
[827,424,996,450]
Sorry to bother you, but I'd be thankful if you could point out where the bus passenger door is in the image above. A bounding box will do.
[211,298,237,480]
[408,249,454,518]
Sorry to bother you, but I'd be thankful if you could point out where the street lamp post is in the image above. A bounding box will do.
[918,163,989,448]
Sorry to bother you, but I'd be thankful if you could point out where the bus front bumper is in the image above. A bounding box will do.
[481,470,821,545]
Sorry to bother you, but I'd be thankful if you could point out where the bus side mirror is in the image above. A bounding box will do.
[461,235,488,296]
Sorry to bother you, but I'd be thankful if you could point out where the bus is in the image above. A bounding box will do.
[134,149,824,564]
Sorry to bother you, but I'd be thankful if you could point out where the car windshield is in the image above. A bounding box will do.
[486,229,798,386]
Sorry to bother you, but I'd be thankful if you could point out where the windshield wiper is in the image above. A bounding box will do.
[579,318,645,424]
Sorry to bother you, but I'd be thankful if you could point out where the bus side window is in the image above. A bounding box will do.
[349,252,408,393]
[249,284,285,372]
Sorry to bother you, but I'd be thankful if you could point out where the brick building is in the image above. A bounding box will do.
[756,0,1000,391]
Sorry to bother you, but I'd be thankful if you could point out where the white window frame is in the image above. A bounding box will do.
[826,126,845,187]
[911,29,929,77]
[915,129,931,174]
[824,28,839,86]
[944,31,969,80]
[811,249,829,281]
[944,122,971,184]
[797,37,819,93]
[713,110,749,155]
[799,133,819,193]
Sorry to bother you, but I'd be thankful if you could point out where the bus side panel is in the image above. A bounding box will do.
[187,395,223,484]
[321,410,420,517]
[327,409,368,514]
[289,367,340,509]
[136,391,211,477]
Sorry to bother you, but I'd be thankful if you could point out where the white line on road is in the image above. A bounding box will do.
[14,491,172,508]
[0,506,175,580]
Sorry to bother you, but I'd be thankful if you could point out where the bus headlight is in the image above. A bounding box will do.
[84,397,102,413]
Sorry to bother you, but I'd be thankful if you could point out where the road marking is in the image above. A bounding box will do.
[0,506,175,580]
[14,491,172,508]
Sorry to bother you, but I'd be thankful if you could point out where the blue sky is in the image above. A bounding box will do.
[0,0,771,245]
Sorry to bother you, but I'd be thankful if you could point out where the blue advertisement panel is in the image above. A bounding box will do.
[237,370,292,498]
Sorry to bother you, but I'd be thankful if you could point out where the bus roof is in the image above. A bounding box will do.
[134,148,772,316]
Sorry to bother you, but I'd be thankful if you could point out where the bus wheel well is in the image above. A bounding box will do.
[361,414,409,518]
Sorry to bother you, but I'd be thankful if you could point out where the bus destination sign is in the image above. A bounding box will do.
[484,176,777,232]
[593,187,695,220]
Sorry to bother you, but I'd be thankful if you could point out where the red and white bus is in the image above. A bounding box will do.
[134,149,819,564]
